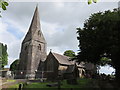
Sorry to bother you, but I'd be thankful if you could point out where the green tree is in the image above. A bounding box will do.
[77,9,120,83]
[10,59,19,71]
[0,43,2,70]
[63,50,76,58]
[99,57,112,66]
[0,43,8,68]
[88,0,98,4]
[0,0,9,17]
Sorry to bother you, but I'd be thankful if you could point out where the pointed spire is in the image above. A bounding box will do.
[30,5,40,31]
[23,5,46,44]
[28,5,40,36]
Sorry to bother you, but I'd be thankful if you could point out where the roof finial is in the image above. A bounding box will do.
[50,49,52,52]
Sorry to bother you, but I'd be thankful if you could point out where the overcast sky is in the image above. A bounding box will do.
[0,1,119,74]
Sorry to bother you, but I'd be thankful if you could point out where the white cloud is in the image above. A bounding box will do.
[53,2,64,8]
[41,21,61,36]
[0,21,17,44]
[4,19,27,33]
[0,2,118,68]
[8,40,21,60]
[10,0,120,2]
[0,20,22,67]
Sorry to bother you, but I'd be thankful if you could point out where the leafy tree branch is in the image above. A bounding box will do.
[0,0,9,17]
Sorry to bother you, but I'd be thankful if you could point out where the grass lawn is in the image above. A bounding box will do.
[24,78,92,89]
[8,83,20,90]
[7,78,120,89]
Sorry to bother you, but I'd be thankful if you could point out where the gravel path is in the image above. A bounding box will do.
[0,79,27,89]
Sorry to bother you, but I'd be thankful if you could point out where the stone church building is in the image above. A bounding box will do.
[16,6,47,79]
[16,6,96,79]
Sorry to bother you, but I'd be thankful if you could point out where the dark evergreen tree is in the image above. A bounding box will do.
[10,59,19,72]
[0,43,8,68]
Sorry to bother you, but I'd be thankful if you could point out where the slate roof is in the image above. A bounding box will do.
[52,52,75,65]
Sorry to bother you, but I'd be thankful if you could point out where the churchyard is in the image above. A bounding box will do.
[0,1,120,90]
[0,78,119,90]
[1,74,120,89]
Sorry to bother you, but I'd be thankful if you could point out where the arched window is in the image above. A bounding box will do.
[38,44,41,50]
[38,31,41,36]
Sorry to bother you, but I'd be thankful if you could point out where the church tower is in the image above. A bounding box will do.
[17,6,47,79]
